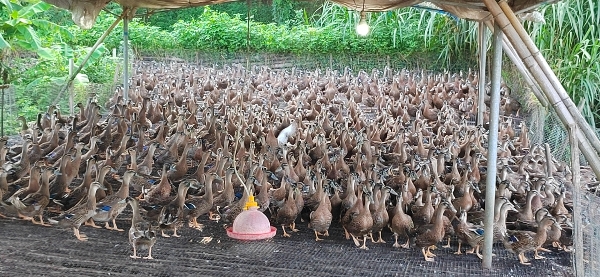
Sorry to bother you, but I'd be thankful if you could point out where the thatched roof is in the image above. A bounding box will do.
[43,0,556,28]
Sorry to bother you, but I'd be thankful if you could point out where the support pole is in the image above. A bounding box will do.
[0,86,4,137]
[484,21,548,107]
[570,124,584,277]
[246,0,251,73]
[123,10,130,102]
[482,22,503,270]
[477,21,487,126]
[57,14,123,101]
[69,58,74,116]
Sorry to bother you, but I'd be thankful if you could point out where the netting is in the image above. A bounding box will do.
[517,84,599,276]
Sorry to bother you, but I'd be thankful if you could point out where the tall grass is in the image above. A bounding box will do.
[525,0,600,129]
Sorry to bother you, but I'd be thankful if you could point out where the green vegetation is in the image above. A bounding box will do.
[0,0,599,135]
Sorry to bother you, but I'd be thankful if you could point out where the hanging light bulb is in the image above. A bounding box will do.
[356,11,369,36]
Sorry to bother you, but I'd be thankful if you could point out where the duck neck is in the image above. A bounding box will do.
[204,175,214,201]
[116,173,132,198]
[87,186,100,210]
[176,186,189,207]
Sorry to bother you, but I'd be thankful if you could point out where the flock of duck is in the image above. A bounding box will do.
[0,61,581,265]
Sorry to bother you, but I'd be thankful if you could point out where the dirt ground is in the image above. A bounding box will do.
[0,211,573,277]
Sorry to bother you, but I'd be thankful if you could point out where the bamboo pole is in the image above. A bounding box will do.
[570,124,584,277]
[477,21,487,126]
[497,0,600,157]
[123,9,130,102]
[482,22,503,270]
[57,13,124,101]
[482,0,600,178]
[484,21,548,107]
[69,58,74,116]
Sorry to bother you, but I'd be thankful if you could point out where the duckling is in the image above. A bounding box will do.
[503,215,562,265]
[128,197,158,259]
[89,170,135,231]
[309,187,332,241]
[49,182,107,241]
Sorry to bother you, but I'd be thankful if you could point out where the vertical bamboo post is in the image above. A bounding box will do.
[69,58,74,116]
[477,21,488,126]
[123,10,130,102]
[482,22,503,270]
[570,124,584,277]
[246,0,251,73]
[0,86,4,137]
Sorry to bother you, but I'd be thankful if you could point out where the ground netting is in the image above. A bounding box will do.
[0,211,572,277]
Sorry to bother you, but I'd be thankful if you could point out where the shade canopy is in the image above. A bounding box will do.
[43,0,557,29]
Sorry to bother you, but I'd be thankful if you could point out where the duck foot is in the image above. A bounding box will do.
[104,222,124,231]
[84,219,102,229]
[358,236,369,250]
[454,242,463,255]
[282,225,291,237]
[74,228,88,241]
[422,247,434,262]
[314,230,323,241]
[144,247,154,259]
[18,214,33,221]
[519,253,531,265]
[392,235,401,248]
[32,215,51,226]
[350,234,361,247]
[400,238,410,249]
[376,231,386,243]
[161,231,171,238]
[425,245,436,257]
[538,247,552,253]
